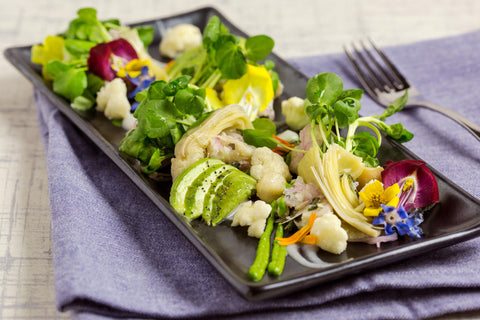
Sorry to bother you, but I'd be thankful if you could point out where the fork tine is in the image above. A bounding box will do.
[350,42,390,92]
[359,39,398,91]
[343,45,378,98]
[367,37,409,89]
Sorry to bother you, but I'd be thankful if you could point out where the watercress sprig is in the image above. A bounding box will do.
[305,72,412,166]
[119,75,211,173]
[166,15,275,89]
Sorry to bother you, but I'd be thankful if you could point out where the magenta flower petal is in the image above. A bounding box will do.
[381,159,439,211]
[87,39,138,81]
[108,38,138,61]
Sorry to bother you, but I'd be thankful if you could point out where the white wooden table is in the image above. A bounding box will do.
[1,0,479,319]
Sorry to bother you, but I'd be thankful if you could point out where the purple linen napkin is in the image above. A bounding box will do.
[36,30,480,320]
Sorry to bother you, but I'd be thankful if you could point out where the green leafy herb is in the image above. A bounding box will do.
[119,76,211,174]
[304,72,412,165]
[65,8,112,43]
[134,26,154,49]
[167,15,275,89]
[242,118,277,149]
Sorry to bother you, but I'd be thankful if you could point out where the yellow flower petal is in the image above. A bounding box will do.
[31,35,64,66]
[386,196,400,208]
[222,64,274,119]
[359,180,384,207]
[384,183,400,202]
[364,206,383,217]
[205,87,224,110]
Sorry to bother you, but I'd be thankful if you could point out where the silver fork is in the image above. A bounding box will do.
[344,38,480,142]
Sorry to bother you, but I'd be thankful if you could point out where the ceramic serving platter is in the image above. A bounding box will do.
[5,7,480,301]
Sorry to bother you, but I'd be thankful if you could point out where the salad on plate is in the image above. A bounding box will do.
[30,8,440,282]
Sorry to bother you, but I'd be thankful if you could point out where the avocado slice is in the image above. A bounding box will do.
[204,171,257,226]
[202,169,236,225]
[170,158,224,214]
[184,163,232,220]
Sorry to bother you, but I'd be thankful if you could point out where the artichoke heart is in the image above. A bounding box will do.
[171,104,254,180]
[298,144,381,238]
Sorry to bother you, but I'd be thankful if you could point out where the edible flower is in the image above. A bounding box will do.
[31,35,65,66]
[222,64,274,120]
[381,159,439,212]
[373,204,423,238]
[359,180,400,217]
[115,59,150,79]
[275,212,316,246]
[125,62,155,111]
[87,38,139,81]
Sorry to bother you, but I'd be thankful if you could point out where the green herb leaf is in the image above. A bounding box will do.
[174,88,206,117]
[136,99,178,139]
[71,95,94,111]
[64,39,96,59]
[252,117,277,134]
[163,75,191,96]
[333,99,360,128]
[352,131,380,158]
[243,129,278,149]
[135,26,154,49]
[245,35,274,61]
[338,88,363,101]
[203,15,229,47]
[215,35,247,79]
[377,90,409,120]
[65,8,112,43]
[306,72,343,106]
[52,68,87,101]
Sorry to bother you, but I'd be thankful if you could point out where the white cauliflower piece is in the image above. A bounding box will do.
[96,78,131,121]
[250,147,291,202]
[295,200,333,229]
[256,172,287,203]
[281,96,310,131]
[250,147,291,181]
[232,200,271,238]
[159,24,202,59]
[310,212,348,254]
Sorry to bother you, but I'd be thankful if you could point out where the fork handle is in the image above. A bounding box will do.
[414,101,480,142]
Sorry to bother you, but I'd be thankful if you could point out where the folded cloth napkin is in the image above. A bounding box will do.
[36,29,480,320]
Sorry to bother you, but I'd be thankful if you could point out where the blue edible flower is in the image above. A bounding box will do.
[373,204,423,239]
[126,65,155,111]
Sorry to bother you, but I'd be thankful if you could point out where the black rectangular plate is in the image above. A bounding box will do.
[5,7,480,301]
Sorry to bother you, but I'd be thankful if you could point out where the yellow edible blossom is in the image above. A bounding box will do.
[205,87,224,110]
[113,58,151,78]
[31,35,64,66]
[31,35,65,81]
[359,180,400,217]
[222,64,274,120]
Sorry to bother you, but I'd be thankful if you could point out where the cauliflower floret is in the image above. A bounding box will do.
[295,199,333,229]
[310,212,348,254]
[96,78,131,121]
[281,96,309,131]
[250,147,291,181]
[250,147,291,202]
[256,172,287,203]
[232,200,271,238]
[159,24,202,59]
